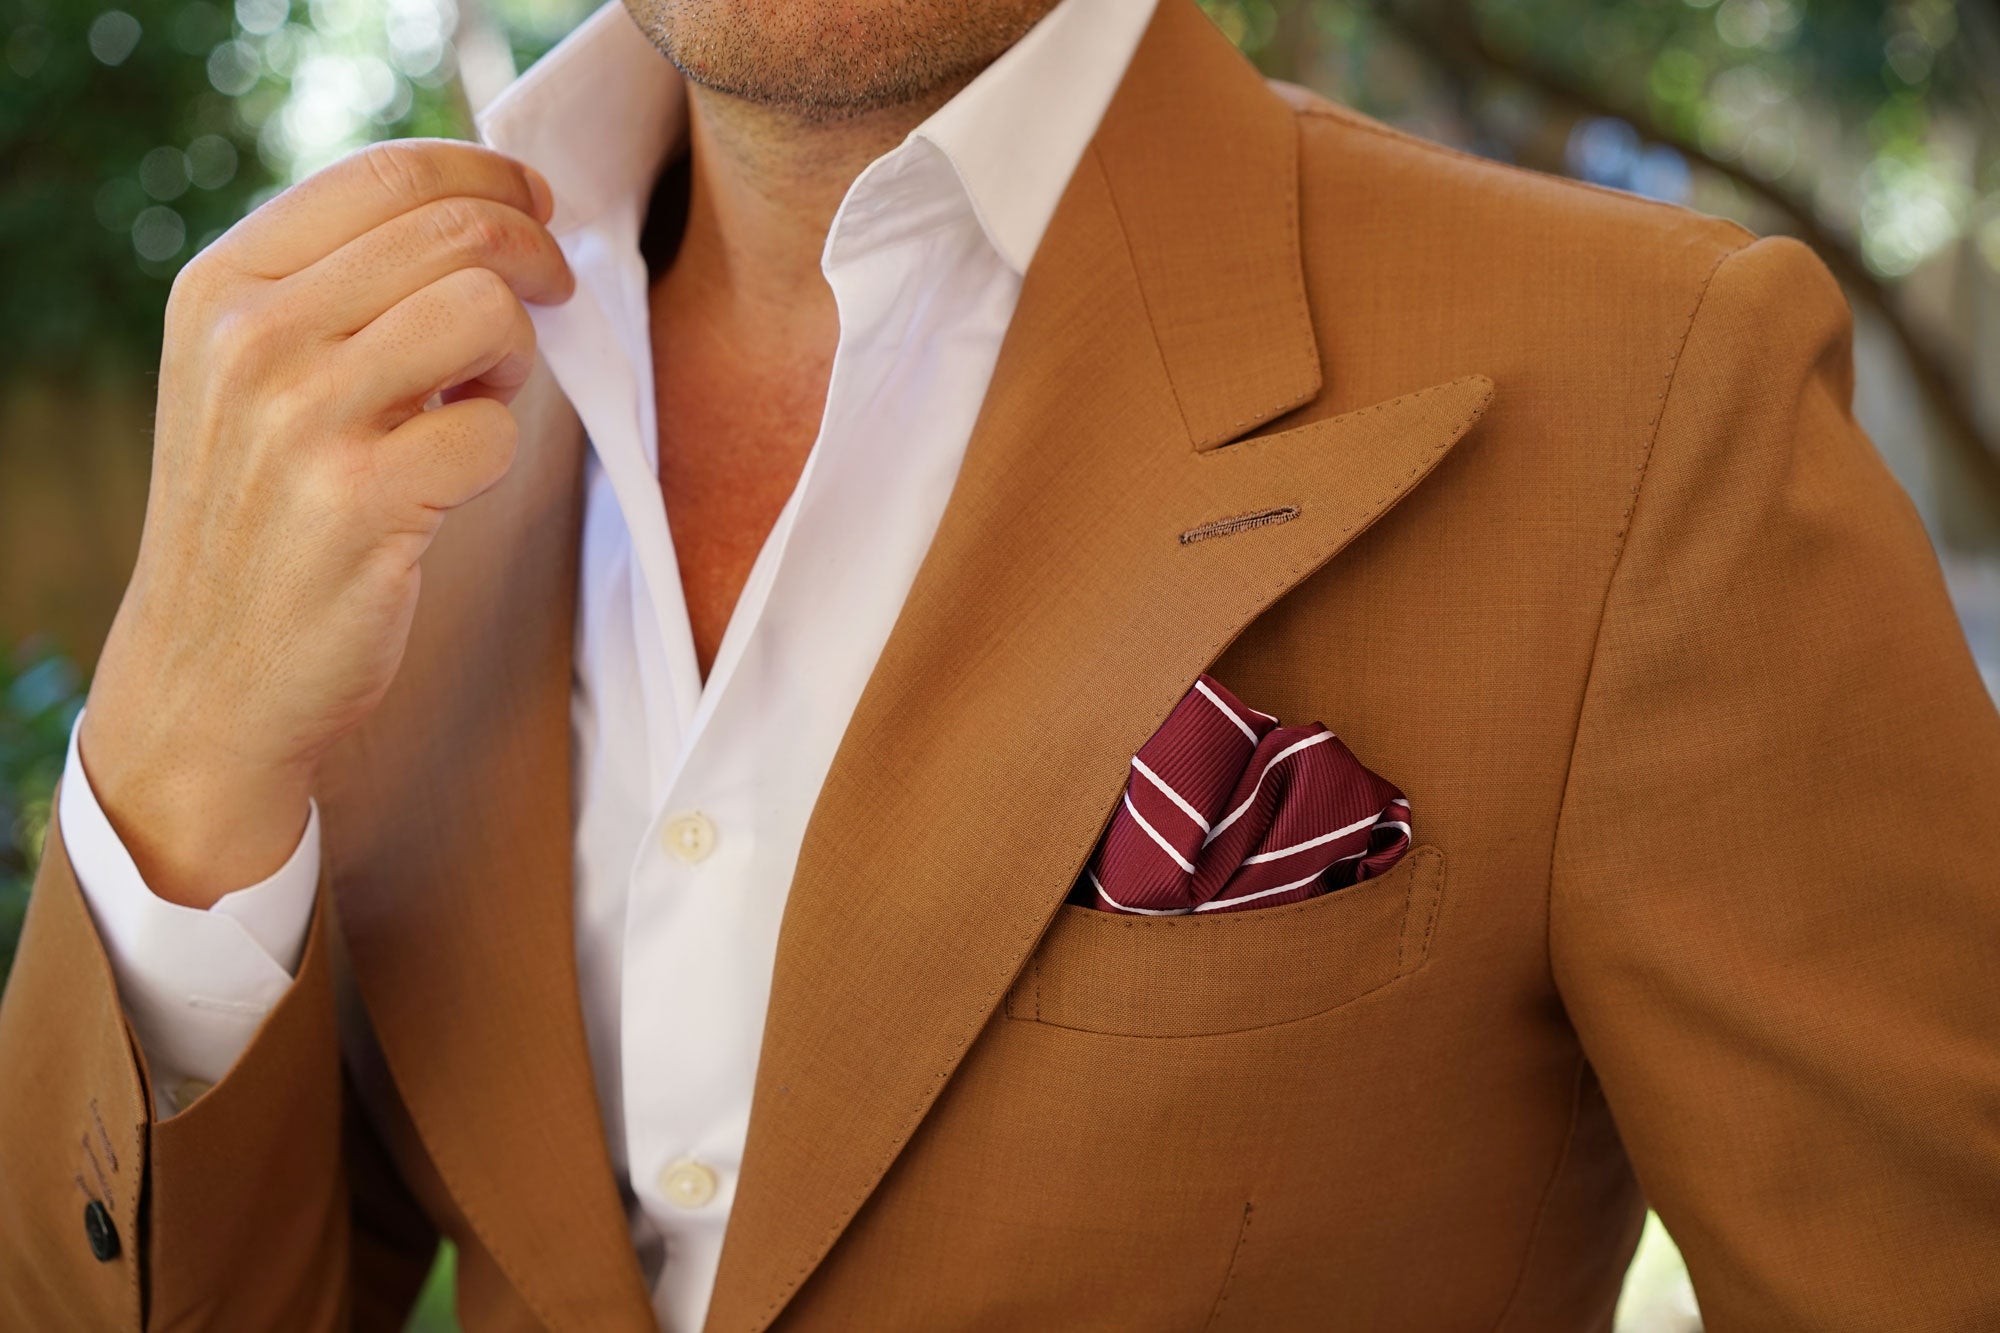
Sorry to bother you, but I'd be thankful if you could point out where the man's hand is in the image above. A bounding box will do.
[77,139,575,908]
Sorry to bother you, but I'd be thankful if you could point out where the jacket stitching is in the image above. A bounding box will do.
[1399,846,1446,977]
[89,1097,120,1174]
[1179,506,1301,544]
[1288,101,1756,242]
[1543,240,1744,992]
[1204,1201,1256,1330]
[82,1132,115,1211]
[1489,1053,1591,1330]
[1008,851,1445,1041]
[1393,858,1419,975]
[1089,132,1317,449]
[1086,142,1196,446]
[1508,239,1742,1328]
[1193,377,1492,463]
[1016,940,1425,1041]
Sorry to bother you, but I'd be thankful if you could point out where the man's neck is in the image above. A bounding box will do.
[658,79,974,339]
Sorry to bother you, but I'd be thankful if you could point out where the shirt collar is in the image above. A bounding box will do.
[475,0,1158,276]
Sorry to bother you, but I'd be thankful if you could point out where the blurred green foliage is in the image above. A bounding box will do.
[1,0,270,376]
[1465,0,1994,276]
[0,642,84,977]
[1207,0,1998,277]
[407,1240,459,1333]
[1,0,472,378]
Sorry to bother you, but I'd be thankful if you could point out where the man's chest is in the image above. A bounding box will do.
[650,334,834,677]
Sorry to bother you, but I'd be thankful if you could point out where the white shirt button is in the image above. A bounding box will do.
[661,811,716,863]
[658,1157,719,1209]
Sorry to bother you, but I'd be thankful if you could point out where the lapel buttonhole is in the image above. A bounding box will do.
[1178,505,1301,546]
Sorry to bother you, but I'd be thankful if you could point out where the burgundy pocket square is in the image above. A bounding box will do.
[1074,674,1410,916]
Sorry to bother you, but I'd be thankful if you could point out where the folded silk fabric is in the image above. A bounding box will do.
[1075,674,1410,916]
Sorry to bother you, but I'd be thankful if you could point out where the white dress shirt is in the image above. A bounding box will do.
[59,0,1156,1326]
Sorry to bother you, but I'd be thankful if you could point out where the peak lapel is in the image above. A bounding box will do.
[706,4,1494,1329]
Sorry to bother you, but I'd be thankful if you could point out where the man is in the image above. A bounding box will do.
[2,0,1996,1326]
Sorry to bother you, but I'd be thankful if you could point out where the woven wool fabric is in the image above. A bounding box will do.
[1078,673,1410,914]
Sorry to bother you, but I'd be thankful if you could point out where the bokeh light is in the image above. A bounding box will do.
[87,10,143,65]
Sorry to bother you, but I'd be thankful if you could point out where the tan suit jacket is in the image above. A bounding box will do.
[5,2,1998,1328]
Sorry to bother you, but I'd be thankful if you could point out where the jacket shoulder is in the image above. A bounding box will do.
[1271,81,1753,289]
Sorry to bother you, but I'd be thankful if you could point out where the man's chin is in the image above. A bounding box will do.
[619,0,1057,122]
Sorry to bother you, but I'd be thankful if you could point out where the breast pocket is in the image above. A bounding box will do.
[1004,845,1446,1038]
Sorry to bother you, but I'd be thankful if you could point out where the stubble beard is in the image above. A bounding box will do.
[620,0,1058,123]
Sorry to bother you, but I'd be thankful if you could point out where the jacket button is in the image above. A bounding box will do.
[83,1200,119,1262]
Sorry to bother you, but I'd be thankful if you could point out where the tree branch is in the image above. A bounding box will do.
[1366,0,2000,518]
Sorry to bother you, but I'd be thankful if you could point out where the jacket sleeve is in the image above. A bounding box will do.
[0,794,353,1329]
[1549,235,2000,1330]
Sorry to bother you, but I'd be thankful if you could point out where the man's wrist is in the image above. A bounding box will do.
[75,704,316,911]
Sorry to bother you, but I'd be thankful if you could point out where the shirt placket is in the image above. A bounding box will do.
[609,155,952,1326]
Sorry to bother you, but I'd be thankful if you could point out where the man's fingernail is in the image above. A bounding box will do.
[523,166,554,221]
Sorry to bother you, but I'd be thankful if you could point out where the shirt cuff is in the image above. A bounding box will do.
[60,709,321,1115]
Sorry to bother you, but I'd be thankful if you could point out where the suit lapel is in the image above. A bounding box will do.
[318,368,659,1331]
[705,3,1493,1329]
